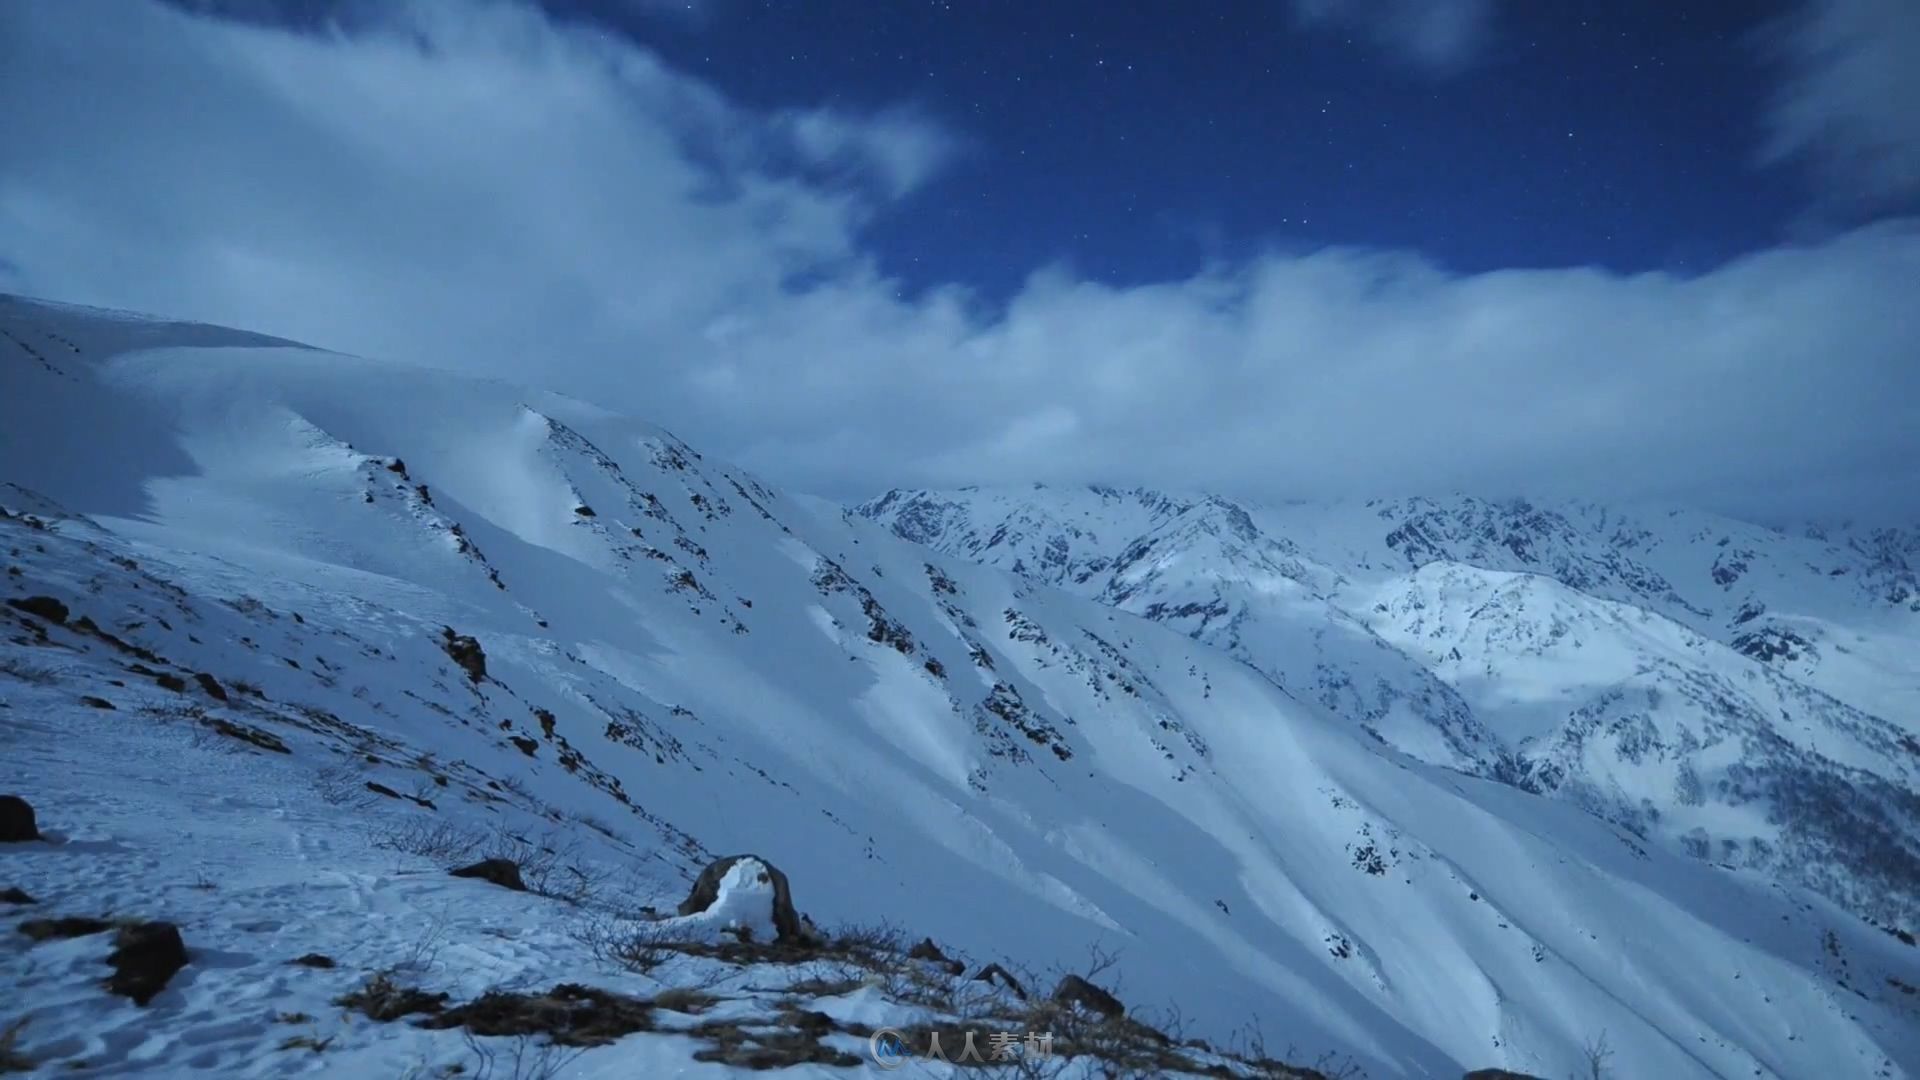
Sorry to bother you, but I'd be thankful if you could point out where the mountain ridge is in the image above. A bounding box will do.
[859,484,1920,930]
[3,293,1917,1077]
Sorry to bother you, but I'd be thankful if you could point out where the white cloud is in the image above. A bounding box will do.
[1759,0,1920,211]
[1,0,1916,521]
[777,107,962,200]
[1287,0,1495,73]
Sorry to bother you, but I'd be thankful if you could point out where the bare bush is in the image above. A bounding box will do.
[312,763,378,810]
[1581,1029,1614,1080]
[461,1029,587,1080]
[568,912,674,976]
[376,818,483,862]
[483,826,607,905]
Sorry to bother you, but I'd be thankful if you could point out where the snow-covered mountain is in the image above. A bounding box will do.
[4,294,1918,1079]
[859,486,1920,933]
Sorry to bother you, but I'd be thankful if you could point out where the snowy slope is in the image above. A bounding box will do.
[4,294,1918,1079]
[860,487,1920,930]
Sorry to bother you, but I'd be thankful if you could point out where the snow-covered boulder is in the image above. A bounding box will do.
[669,855,808,944]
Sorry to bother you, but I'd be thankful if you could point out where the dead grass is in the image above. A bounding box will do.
[418,984,656,1047]
[335,971,449,1022]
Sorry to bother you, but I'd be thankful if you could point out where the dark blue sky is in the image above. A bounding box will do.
[20,0,1914,517]
[548,0,1812,298]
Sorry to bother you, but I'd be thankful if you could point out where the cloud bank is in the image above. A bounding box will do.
[1759,0,1920,213]
[1,0,1915,521]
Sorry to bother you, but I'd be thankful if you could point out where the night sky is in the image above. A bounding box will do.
[561,0,1816,297]
[6,0,1917,517]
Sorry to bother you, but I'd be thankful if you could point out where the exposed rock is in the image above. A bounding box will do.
[207,718,290,754]
[1463,1070,1545,1079]
[439,627,487,683]
[106,921,189,1005]
[153,672,187,692]
[908,936,964,975]
[192,672,229,701]
[450,857,526,892]
[5,594,68,623]
[0,886,36,904]
[677,855,808,944]
[971,962,1028,1000]
[290,952,336,968]
[0,795,39,842]
[1051,973,1124,1019]
[79,695,116,710]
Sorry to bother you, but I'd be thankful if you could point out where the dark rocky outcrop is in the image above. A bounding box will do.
[450,858,526,892]
[106,921,188,1005]
[0,795,39,842]
[971,962,1028,1000]
[907,937,965,975]
[677,855,807,944]
[192,672,228,701]
[0,886,36,904]
[1051,973,1125,1019]
[5,595,68,623]
[439,627,487,683]
[1463,1070,1545,1079]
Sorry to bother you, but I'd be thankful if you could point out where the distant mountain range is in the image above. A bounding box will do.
[860,486,1920,928]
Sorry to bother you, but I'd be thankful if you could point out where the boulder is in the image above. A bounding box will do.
[908,937,965,975]
[1051,973,1124,1019]
[0,795,40,842]
[440,627,487,682]
[971,962,1028,1000]
[106,921,188,1005]
[677,854,808,944]
[450,858,526,892]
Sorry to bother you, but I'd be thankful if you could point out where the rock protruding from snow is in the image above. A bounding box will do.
[105,921,188,1005]
[672,855,806,944]
[0,795,40,842]
[449,858,527,892]
[439,627,487,683]
[972,962,1028,1000]
[908,936,964,975]
[5,595,68,624]
[1052,973,1125,1019]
